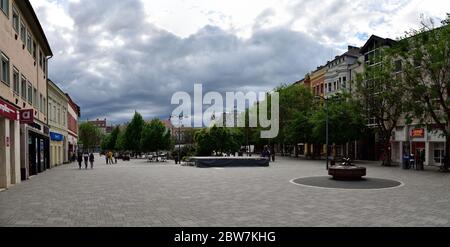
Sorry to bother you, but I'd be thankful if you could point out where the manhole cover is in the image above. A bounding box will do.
[291,176,403,190]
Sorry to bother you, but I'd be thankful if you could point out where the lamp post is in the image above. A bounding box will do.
[170,113,189,164]
[316,95,329,170]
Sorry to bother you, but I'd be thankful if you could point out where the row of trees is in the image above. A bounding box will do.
[355,15,450,170]
[245,15,450,170]
[100,112,173,155]
[252,84,367,159]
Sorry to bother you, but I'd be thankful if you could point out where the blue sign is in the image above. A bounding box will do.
[50,132,64,141]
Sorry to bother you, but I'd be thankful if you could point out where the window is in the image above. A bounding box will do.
[39,50,43,68]
[43,97,46,115]
[1,53,10,86]
[434,149,444,164]
[13,67,19,95]
[27,82,32,104]
[32,41,37,60]
[27,31,32,54]
[20,19,26,43]
[12,6,19,32]
[21,76,26,99]
[48,101,52,120]
[57,107,61,124]
[1,0,9,17]
[33,87,37,108]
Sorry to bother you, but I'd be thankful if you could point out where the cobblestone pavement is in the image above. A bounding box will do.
[1,155,449,227]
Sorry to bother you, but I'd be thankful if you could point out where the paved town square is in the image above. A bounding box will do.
[1,155,449,227]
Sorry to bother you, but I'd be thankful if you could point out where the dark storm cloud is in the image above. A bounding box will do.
[37,0,334,123]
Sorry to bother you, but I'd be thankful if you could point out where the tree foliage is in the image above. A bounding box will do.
[194,126,244,156]
[79,122,103,152]
[141,119,173,153]
[395,15,450,170]
[124,112,145,154]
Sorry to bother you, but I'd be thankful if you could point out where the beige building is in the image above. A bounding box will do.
[48,79,69,167]
[1,0,52,188]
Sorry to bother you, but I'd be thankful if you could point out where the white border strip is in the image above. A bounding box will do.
[289,176,405,191]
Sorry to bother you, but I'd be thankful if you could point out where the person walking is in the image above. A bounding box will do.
[83,152,89,170]
[108,151,113,165]
[77,152,83,170]
[114,152,118,164]
[105,151,109,165]
[89,153,95,169]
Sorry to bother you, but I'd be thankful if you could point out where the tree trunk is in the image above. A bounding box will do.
[382,137,392,166]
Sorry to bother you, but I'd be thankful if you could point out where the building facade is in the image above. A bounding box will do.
[1,0,52,188]
[48,79,69,167]
[88,118,107,134]
[324,46,360,98]
[67,94,80,159]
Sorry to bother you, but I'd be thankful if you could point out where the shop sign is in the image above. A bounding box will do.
[50,132,64,141]
[0,98,18,120]
[411,128,425,138]
[20,109,34,124]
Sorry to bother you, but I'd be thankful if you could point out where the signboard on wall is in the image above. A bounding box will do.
[50,132,64,142]
[20,109,34,124]
[411,128,425,138]
[0,98,18,120]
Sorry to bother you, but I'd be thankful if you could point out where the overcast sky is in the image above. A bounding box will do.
[30,0,449,124]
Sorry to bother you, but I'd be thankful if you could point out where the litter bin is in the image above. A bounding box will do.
[402,156,410,169]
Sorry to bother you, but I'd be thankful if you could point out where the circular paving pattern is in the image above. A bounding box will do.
[291,176,403,190]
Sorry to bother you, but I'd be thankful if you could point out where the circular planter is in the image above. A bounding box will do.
[329,166,367,181]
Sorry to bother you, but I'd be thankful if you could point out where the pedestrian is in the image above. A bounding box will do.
[105,151,110,165]
[83,152,89,170]
[114,152,118,164]
[108,151,113,165]
[77,152,83,170]
[89,153,95,169]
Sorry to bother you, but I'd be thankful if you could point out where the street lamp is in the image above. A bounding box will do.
[170,113,189,164]
[315,95,329,170]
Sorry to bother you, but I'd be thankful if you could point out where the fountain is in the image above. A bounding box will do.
[328,158,367,181]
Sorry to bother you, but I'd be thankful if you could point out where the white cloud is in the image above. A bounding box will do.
[29,0,449,123]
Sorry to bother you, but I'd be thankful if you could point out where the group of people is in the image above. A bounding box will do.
[105,151,118,165]
[76,152,95,170]
[262,145,275,162]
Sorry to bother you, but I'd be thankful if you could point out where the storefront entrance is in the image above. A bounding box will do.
[28,131,50,176]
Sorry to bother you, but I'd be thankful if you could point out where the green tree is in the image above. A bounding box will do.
[141,119,173,153]
[100,126,121,151]
[397,14,450,171]
[310,94,366,159]
[355,47,408,166]
[79,122,103,152]
[124,112,145,155]
[115,128,126,151]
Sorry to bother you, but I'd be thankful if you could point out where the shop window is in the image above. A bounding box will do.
[434,149,444,164]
